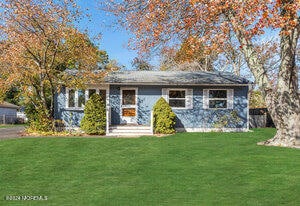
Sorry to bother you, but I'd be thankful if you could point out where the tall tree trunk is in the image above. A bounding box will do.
[233,15,300,147]
[50,89,55,119]
[264,90,300,146]
[40,80,49,116]
[265,7,300,146]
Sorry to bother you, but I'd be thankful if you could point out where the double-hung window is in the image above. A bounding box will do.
[66,88,107,109]
[68,89,76,108]
[169,90,186,108]
[88,89,96,98]
[203,89,233,109]
[78,89,86,108]
[162,88,193,109]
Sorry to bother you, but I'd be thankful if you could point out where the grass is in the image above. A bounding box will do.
[0,124,26,129]
[0,128,299,205]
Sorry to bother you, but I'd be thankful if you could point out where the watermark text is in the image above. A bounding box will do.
[5,195,48,201]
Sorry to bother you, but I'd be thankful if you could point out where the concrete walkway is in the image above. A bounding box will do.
[0,126,25,139]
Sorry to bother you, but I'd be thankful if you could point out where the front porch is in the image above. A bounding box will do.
[106,106,154,136]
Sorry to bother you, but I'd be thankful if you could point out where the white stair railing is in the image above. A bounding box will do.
[106,106,111,135]
[150,110,154,134]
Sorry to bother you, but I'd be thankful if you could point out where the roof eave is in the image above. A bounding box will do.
[105,82,250,86]
[0,105,19,109]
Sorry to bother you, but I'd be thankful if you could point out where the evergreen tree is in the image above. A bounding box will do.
[81,94,106,135]
[153,97,176,134]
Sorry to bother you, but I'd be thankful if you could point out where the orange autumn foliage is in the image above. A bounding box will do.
[0,0,104,131]
[107,0,300,146]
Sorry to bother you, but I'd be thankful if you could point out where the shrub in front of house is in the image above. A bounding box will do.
[25,103,53,132]
[153,97,176,134]
[80,93,106,135]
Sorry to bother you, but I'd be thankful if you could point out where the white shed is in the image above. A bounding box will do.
[0,102,19,124]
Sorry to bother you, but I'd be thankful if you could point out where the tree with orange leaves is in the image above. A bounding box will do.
[108,0,300,147]
[0,0,104,131]
[174,37,216,71]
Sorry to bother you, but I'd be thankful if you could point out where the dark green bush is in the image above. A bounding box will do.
[25,103,53,132]
[153,97,176,134]
[80,93,106,135]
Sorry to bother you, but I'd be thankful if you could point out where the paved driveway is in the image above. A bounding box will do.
[0,126,26,139]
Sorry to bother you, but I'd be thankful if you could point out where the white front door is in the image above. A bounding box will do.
[121,88,137,124]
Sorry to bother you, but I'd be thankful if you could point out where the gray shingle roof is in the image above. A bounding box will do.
[105,71,250,85]
[0,101,19,109]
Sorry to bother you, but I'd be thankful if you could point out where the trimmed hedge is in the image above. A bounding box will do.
[80,93,106,135]
[153,97,176,134]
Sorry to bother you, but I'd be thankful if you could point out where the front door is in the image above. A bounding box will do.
[121,88,137,124]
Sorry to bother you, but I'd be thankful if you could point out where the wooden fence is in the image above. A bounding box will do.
[249,108,275,128]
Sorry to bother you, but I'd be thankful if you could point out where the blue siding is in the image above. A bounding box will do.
[55,87,84,127]
[109,85,162,125]
[0,108,17,116]
[172,86,248,128]
[55,85,249,129]
[137,86,162,125]
[110,85,121,125]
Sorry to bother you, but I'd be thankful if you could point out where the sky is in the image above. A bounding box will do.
[76,0,138,70]
[75,0,299,81]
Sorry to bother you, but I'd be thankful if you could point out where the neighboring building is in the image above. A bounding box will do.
[55,71,251,135]
[0,102,19,124]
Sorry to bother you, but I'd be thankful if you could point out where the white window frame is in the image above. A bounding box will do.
[167,88,188,109]
[162,88,193,109]
[204,89,234,109]
[66,87,108,109]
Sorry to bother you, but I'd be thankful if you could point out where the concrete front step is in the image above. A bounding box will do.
[109,129,151,132]
[108,125,153,136]
[107,131,153,136]
[109,126,151,130]
[109,129,152,134]
[107,133,153,137]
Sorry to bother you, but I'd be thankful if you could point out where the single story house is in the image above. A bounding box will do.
[0,101,19,124]
[54,71,251,135]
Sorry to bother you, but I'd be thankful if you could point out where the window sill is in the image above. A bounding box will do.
[205,108,230,110]
[171,107,189,110]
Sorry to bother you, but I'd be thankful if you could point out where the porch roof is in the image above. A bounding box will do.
[105,71,250,85]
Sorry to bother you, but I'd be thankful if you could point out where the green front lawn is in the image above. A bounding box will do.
[0,124,26,129]
[0,128,299,205]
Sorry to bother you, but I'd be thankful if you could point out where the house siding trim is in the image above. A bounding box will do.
[108,83,251,86]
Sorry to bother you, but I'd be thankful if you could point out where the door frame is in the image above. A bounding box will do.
[120,87,138,124]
